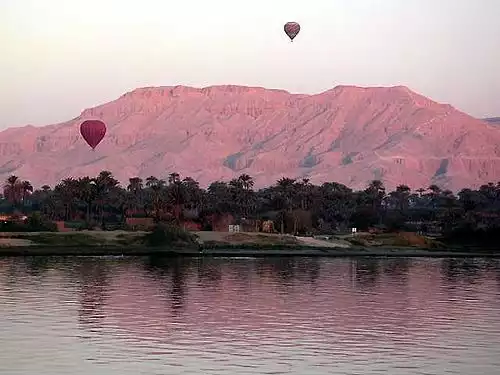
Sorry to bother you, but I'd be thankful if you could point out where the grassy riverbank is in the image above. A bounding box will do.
[0,229,497,257]
[0,230,349,249]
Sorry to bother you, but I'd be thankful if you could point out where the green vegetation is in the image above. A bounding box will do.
[201,232,300,249]
[345,232,447,250]
[0,212,57,232]
[6,228,197,248]
[14,232,105,246]
[1,171,500,252]
[143,224,197,247]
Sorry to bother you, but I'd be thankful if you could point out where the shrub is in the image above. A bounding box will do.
[143,223,196,247]
[26,233,103,246]
[25,213,58,232]
[0,221,29,232]
[64,221,87,230]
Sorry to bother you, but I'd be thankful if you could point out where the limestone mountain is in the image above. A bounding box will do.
[1,84,500,191]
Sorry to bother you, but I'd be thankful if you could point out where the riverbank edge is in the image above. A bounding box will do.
[0,245,499,258]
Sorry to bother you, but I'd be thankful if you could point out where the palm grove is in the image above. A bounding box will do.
[2,171,500,245]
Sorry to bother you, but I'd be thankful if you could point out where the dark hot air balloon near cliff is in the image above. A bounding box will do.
[80,119,107,150]
[284,22,300,41]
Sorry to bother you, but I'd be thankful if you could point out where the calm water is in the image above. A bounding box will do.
[1,257,500,374]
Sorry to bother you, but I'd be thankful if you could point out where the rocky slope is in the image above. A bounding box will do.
[2,84,500,191]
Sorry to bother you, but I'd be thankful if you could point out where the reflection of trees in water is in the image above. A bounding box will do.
[171,261,187,315]
[143,256,193,316]
[0,259,21,289]
[441,258,485,284]
[270,258,295,282]
[495,262,500,290]
[296,258,321,284]
[382,258,411,283]
[255,258,295,286]
[76,259,111,327]
[23,256,54,277]
[1,257,62,290]
[230,260,253,289]
[254,258,320,287]
[354,258,381,288]
[479,259,500,290]
[196,258,223,288]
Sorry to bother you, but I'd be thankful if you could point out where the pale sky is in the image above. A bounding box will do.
[1,0,499,129]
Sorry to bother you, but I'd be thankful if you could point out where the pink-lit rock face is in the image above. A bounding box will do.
[1,84,499,191]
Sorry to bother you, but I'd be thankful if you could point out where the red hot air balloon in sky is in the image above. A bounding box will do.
[284,22,300,42]
[80,119,106,150]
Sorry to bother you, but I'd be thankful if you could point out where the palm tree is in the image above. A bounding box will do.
[34,185,54,218]
[389,184,411,212]
[93,171,120,226]
[127,177,144,215]
[206,181,232,215]
[273,177,298,233]
[20,180,34,207]
[168,172,181,185]
[237,174,254,191]
[127,177,143,193]
[145,176,159,188]
[145,176,166,221]
[229,174,256,219]
[364,180,386,224]
[275,177,297,211]
[168,173,186,223]
[76,177,97,223]
[297,178,314,210]
[182,177,204,213]
[54,178,79,220]
[3,175,22,208]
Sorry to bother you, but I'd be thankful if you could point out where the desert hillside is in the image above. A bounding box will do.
[1,84,500,191]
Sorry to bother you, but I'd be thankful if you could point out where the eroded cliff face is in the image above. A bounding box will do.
[1,84,499,191]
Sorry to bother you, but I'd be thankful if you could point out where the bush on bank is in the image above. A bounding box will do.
[143,224,198,247]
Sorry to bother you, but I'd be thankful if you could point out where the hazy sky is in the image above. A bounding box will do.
[1,0,499,129]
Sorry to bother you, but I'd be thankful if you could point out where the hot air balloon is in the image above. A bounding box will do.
[284,22,300,42]
[80,119,106,150]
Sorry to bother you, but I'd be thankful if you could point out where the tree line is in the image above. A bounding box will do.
[2,171,500,245]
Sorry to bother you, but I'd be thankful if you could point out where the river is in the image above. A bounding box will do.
[1,256,500,374]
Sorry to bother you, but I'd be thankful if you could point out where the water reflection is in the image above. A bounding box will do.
[75,260,110,326]
[24,257,52,277]
[354,258,381,288]
[441,258,491,285]
[382,258,411,280]
[1,256,500,375]
[143,257,194,315]
[196,258,223,286]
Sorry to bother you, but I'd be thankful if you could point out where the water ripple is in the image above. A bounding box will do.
[1,257,500,374]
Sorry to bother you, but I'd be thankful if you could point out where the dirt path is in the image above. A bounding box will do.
[295,236,351,248]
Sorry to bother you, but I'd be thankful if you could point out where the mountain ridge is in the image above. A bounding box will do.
[1,84,499,191]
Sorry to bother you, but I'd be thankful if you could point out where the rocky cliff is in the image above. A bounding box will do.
[2,84,500,191]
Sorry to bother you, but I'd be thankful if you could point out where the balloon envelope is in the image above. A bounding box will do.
[284,22,300,41]
[80,119,106,150]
